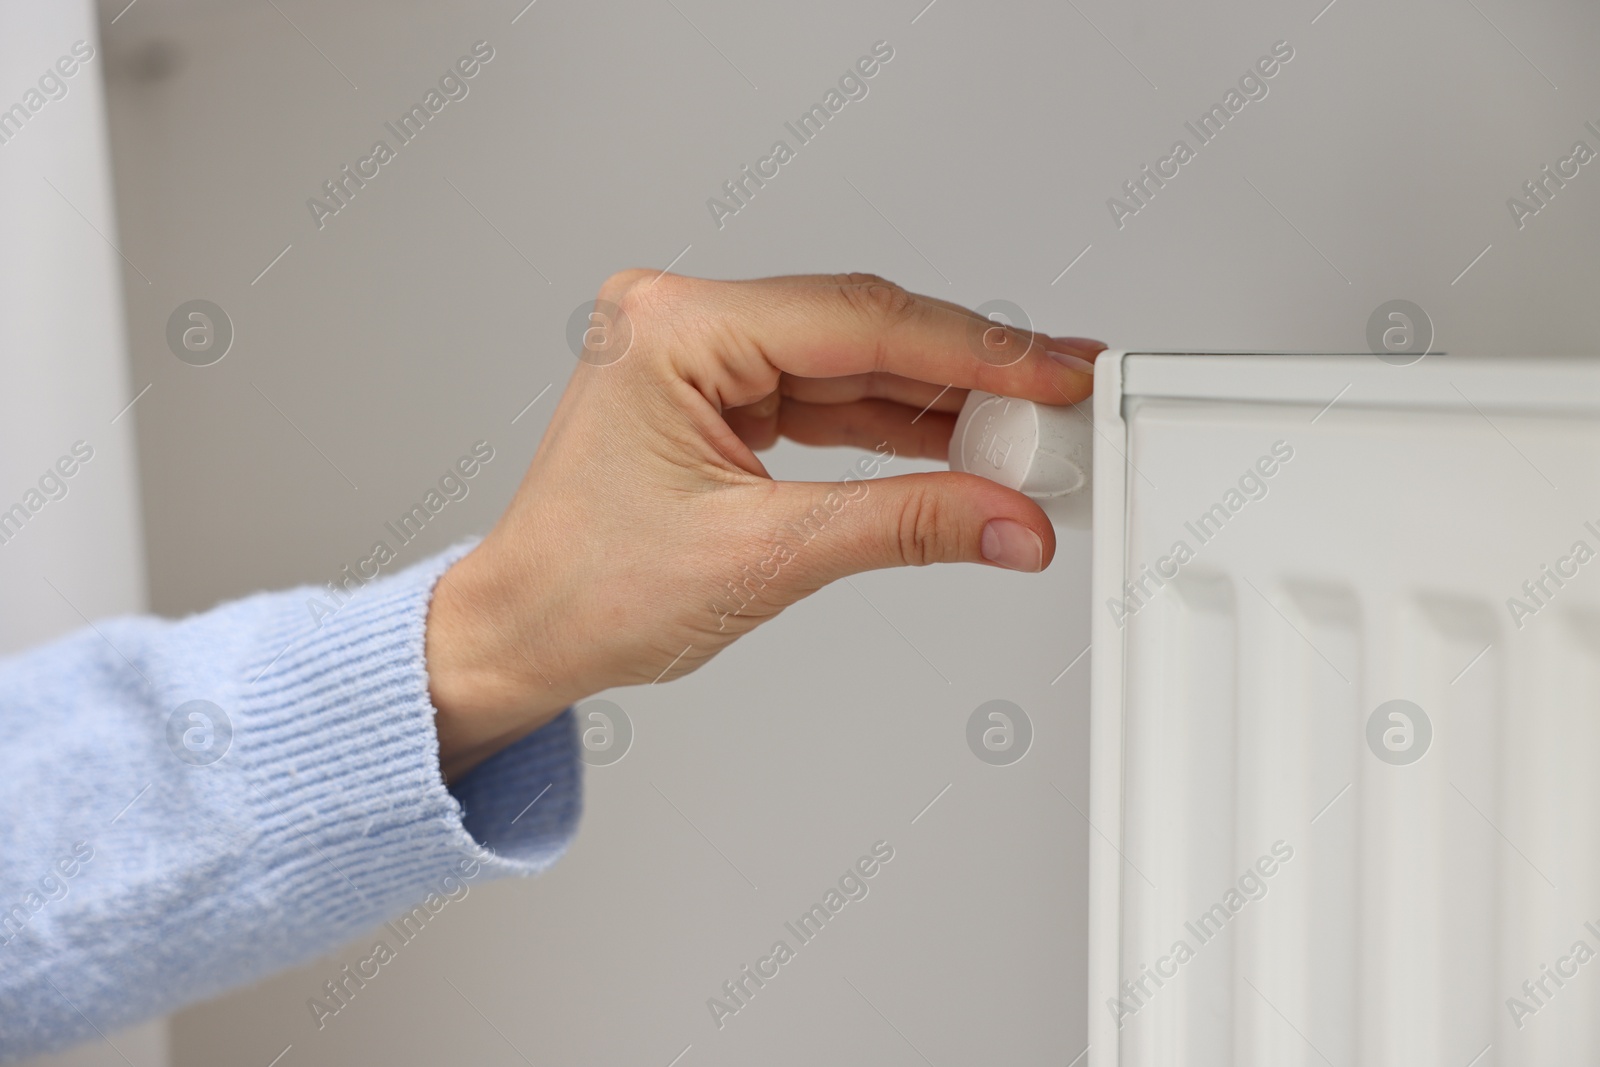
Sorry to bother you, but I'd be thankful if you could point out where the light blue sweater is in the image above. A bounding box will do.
[0,543,582,1061]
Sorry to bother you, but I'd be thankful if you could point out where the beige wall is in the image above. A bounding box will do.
[84,0,1600,1063]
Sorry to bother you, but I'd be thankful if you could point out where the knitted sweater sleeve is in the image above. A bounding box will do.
[0,543,581,1061]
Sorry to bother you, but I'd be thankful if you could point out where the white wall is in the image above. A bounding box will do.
[2,2,162,1064]
[80,0,1600,1063]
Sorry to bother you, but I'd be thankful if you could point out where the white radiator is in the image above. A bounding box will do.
[1087,352,1600,1067]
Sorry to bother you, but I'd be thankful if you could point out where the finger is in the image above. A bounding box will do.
[899,293,1106,359]
[645,273,1098,408]
[741,274,1107,360]
[778,373,967,413]
[761,472,1056,599]
[777,399,955,459]
[724,391,781,451]
[1050,336,1109,354]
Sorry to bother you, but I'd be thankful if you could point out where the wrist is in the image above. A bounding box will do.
[425,543,573,781]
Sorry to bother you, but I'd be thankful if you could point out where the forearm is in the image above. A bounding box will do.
[0,544,580,1061]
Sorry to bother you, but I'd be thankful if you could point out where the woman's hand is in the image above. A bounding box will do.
[424,271,1104,779]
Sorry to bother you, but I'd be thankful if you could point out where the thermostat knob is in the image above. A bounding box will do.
[948,391,1093,527]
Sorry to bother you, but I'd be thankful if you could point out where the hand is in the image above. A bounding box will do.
[424,271,1105,780]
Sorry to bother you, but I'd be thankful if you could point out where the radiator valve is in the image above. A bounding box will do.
[947,391,1092,528]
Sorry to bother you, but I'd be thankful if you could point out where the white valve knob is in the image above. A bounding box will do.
[947,391,1093,528]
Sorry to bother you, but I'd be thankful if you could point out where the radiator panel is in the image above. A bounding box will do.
[1092,358,1600,1067]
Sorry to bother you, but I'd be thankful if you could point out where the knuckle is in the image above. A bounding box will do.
[599,269,695,324]
[840,277,919,327]
[595,272,712,363]
[597,268,654,309]
[893,487,950,568]
[752,391,781,418]
[831,271,893,288]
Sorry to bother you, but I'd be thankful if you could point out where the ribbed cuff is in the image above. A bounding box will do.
[237,540,582,940]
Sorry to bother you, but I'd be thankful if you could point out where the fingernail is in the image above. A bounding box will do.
[1046,349,1097,375]
[1045,337,1104,375]
[981,520,1044,572]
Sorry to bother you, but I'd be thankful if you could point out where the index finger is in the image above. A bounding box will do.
[629,272,1102,410]
[750,273,1106,356]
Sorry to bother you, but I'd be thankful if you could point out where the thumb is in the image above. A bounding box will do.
[765,472,1056,594]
